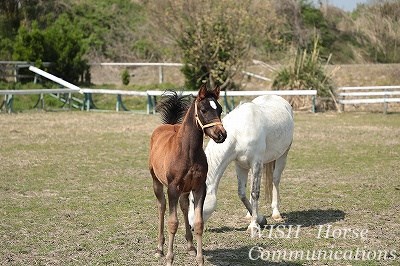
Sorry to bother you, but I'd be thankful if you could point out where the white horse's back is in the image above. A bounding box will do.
[252,95,293,118]
[221,95,293,166]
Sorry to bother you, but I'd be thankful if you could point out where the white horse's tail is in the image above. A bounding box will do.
[264,161,275,204]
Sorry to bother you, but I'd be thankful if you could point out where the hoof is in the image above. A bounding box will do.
[187,246,197,257]
[196,255,204,266]
[154,249,164,258]
[257,215,268,228]
[247,223,261,238]
[272,214,285,223]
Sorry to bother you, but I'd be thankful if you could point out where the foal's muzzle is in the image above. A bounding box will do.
[205,125,227,143]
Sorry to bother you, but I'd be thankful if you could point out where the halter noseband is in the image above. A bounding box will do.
[194,100,223,131]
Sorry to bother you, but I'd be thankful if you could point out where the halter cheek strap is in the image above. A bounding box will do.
[194,101,223,131]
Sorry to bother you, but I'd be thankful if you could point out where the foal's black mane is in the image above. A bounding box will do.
[156,90,193,125]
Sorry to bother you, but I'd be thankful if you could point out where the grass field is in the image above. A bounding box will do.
[0,111,399,266]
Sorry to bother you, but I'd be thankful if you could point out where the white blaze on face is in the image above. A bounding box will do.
[209,100,217,110]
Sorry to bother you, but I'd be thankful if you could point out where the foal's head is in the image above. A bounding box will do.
[195,85,227,143]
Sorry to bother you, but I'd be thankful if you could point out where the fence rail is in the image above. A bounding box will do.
[5,65,399,114]
[337,86,400,113]
[1,87,317,113]
[0,66,318,113]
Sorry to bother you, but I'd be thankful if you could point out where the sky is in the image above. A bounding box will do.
[313,0,370,11]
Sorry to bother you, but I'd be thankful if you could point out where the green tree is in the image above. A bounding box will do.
[13,15,88,83]
[0,0,21,38]
[13,22,47,65]
[147,0,270,90]
[45,14,88,83]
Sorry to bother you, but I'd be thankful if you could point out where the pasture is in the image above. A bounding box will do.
[0,111,399,265]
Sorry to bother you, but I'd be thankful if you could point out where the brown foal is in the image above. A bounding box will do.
[149,85,226,265]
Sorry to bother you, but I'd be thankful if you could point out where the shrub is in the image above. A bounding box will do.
[12,15,88,84]
[273,37,338,110]
[121,69,130,85]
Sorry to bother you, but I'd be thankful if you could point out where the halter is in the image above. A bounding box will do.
[194,100,223,131]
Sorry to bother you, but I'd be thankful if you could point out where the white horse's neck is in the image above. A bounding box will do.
[205,137,237,195]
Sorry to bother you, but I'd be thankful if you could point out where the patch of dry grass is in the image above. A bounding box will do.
[0,111,399,265]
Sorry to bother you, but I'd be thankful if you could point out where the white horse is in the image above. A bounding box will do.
[188,95,294,235]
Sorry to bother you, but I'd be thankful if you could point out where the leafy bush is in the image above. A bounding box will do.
[12,15,88,83]
[273,37,336,98]
[13,22,47,66]
[121,69,130,85]
[45,14,89,83]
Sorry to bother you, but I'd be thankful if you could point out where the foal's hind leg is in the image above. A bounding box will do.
[179,193,196,256]
[166,186,180,266]
[151,173,166,257]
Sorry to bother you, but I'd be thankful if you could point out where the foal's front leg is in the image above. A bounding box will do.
[191,184,206,266]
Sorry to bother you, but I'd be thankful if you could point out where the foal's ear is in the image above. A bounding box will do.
[213,86,221,99]
[198,83,208,99]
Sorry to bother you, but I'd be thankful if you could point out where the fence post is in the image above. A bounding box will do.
[159,66,163,84]
[116,94,121,112]
[6,94,13,113]
[84,93,91,111]
[40,93,45,109]
[147,94,151,114]
[383,88,388,114]
[68,93,72,110]
[311,95,316,113]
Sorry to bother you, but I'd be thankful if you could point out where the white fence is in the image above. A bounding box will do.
[74,88,318,113]
[3,65,400,114]
[337,86,400,113]
[0,61,52,82]
[0,66,317,113]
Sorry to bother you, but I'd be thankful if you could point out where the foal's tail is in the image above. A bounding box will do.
[264,161,275,204]
[156,90,192,124]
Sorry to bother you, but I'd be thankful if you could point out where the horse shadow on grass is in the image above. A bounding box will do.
[205,245,302,266]
[285,209,345,227]
[207,209,345,233]
[204,209,345,265]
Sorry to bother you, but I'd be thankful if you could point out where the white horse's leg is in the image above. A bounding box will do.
[179,193,196,256]
[271,150,289,222]
[235,163,252,217]
[248,161,266,237]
